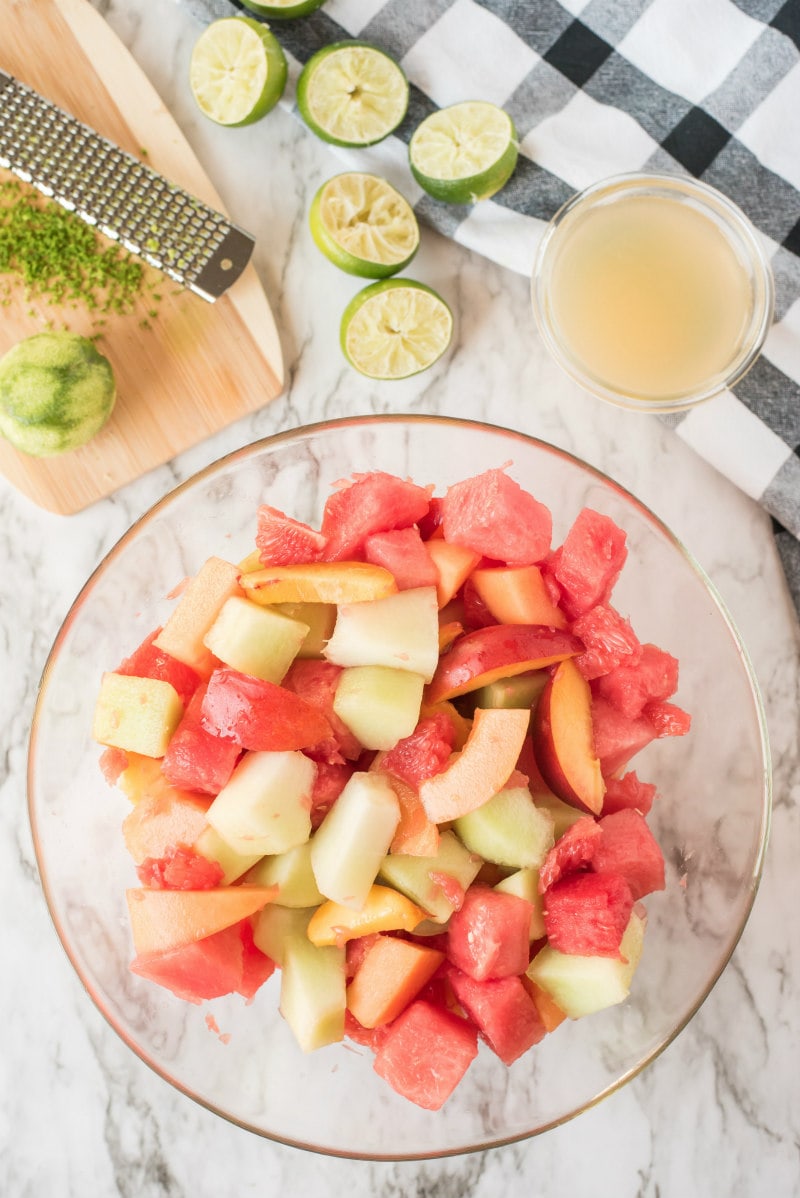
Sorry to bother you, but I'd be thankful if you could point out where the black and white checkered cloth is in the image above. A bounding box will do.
[181,0,800,617]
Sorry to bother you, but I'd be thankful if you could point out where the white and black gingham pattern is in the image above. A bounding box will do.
[182,0,800,612]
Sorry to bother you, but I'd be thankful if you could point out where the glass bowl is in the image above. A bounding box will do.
[532,173,774,412]
[28,415,770,1159]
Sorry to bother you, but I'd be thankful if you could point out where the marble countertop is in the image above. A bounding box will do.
[3,2,799,1194]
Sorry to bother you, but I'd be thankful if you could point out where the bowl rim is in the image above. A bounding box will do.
[27,413,773,1159]
[531,171,776,413]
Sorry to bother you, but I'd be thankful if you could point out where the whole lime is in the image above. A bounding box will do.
[0,331,116,457]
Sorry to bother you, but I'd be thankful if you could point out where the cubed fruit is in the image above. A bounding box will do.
[116,628,202,706]
[324,587,440,682]
[205,750,316,857]
[532,658,606,816]
[441,468,552,566]
[363,527,439,590]
[336,666,424,751]
[572,605,641,681]
[241,561,397,605]
[469,670,549,712]
[593,809,665,900]
[280,933,347,1052]
[379,711,456,789]
[203,596,309,683]
[193,824,262,884]
[346,935,445,1029]
[320,470,432,561]
[378,829,482,924]
[122,788,211,865]
[252,904,314,967]
[129,921,249,1004]
[201,666,331,751]
[418,708,531,823]
[593,643,679,718]
[373,1000,479,1110]
[282,659,363,763]
[601,770,656,816]
[255,504,327,566]
[542,871,634,958]
[426,624,581,704]
[526,910,646,1018]
[424,539,482,608]
[245,840,325,908]
[136,845,223,890]
[447,969,547,1065]
[126,884,277,955]
[153,556,243,677]
[644,700,691,738]
[469,564,567,629]
[382,773,440,856]
[454,784,555,871]
[531,791,587,839]
[553,508,628,619]
[161,683,240,795]
[446,885,533,981]
[537,815,603,891]
[494,868,546,939]
[306,884,426,946]
[310,772,400,910]
[590,695,657,776]
[93,672,184,758]
[275,602,336,658]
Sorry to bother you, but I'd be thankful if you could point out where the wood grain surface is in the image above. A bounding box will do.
[0,0,284,514]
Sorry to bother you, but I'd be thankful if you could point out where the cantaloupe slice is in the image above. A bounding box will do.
[122,789,211,865]
[126,885,278,954]
[347,935,445,1029]
[470,564,566,628]
[418,707,531,823]
[425,540,482,608]
[153,557,243,677]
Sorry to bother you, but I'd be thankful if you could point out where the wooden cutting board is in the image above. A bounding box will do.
[0,0,284,514]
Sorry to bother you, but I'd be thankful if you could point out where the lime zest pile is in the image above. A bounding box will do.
[0,176,148,320]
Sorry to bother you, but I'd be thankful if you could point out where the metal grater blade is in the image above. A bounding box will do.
[0,69,255,301]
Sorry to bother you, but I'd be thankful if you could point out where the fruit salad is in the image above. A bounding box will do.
[93,466,690,1111]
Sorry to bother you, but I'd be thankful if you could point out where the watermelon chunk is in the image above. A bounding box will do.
[593,643,679,717]
[447,969,547,1065]
[537,815,602,892]
[137,844,224,890]
[593,809,665,900]
[554,509,628,618]
[591,695,657,777]
[130,918,274,1004]
[601,770,656,816]
[446,885,533,980]
[372,999,479,1110]
[644,700,692,738]
[256,505,327,566]
[239,918,277,1002]
[572,605,641,680]
[201,666,332,752]
[441,468,552,566]
[117,628,201,706]
[320,472,432,562]
[162,684,241,795]
[379,712,456,790]
[99,746,129,785]
[363,527,439,590]
[543,872,634,958]
[308,760,354,828]
[282,659,363,763]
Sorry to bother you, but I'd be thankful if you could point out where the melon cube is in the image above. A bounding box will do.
[193,824,262,885]
[253,904,315,967]
[310,772,400,910]
[93,672,184,758]
[454,784,555,871]
[153,556,243,676]
[333,665,425,751]
[378,829,482,925]
[446,885,533,981]
[324,586,440,682]
[203,595,309,683]
[447,969,546,1065]
[205,750,315,857]
[246,840,325,908]
[593,808,665,899]
[494,868,546,939]
[280,932,346,1052]
[275,601,336,657]
[526,910,646,1018]
[373,1000,479,1110]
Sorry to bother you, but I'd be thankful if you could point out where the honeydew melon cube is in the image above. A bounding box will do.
[310,772,400,910]
[494,868,546,939]
[246,840,325,907]
[153,556,242,677]
[533,791,587,839]
[206,750,315,857]
[203,595,309,682]
[324,587,439,681]
[333,665,425,751]
[275,602,336,658]
[378,829,482,924]
[253,904,315,967]
[454,785,554,870]
[193,824,262,885]
[280,934,346,1052]
[92,672,183,758]
[526,911,646,1018]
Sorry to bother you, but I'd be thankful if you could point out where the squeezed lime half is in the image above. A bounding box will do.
[310,173,420,278]
[409,100,519,203]
[297,41,409,147]
[189,16,288,127]
[340,279,453,379]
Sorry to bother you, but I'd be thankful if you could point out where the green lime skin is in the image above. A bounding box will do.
[409,107,520,204]
[308,175,420,279]
[239,0,325,17]
[296,41,409,148]
[340,279,453,380]
[0,332,116,457]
